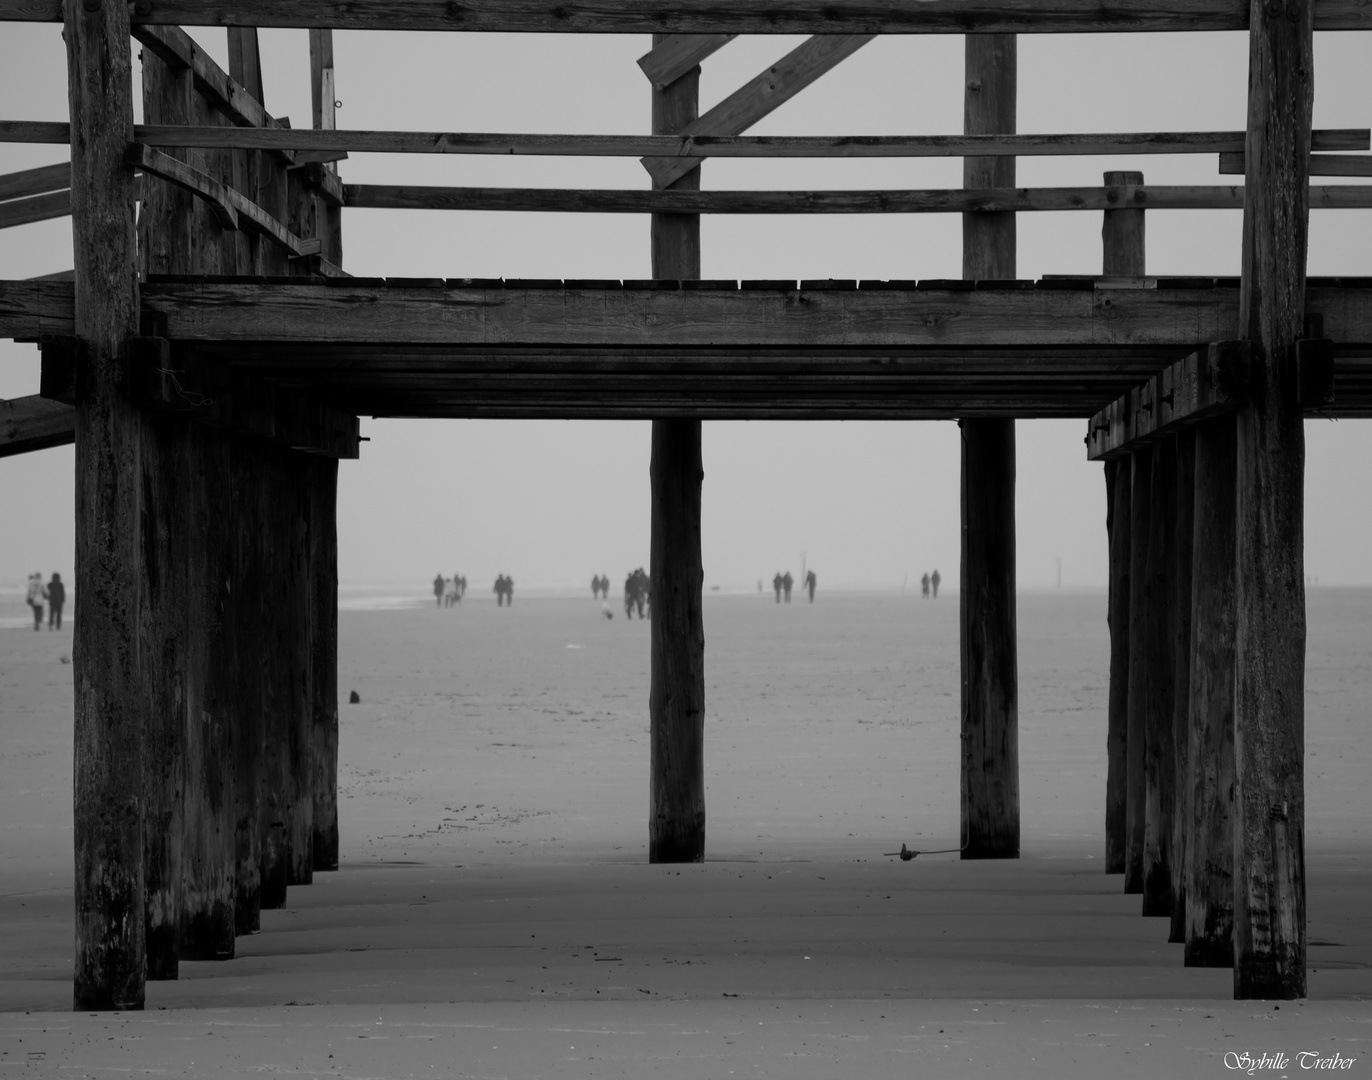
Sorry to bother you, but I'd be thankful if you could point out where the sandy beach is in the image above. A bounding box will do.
[2,588,1370,1077]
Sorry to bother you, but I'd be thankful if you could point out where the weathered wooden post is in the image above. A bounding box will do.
[1186,410,1237,967]
[1124,447,1151,894]
[66,0,145,1010]
[1169,429,1196,942]
[310,456,340,871]
[1142,434,1178,917]
[233,438,265,933]
[959,33,1019,860]
[259,444,293,909]
[1233,0,1313,1000]
[1102,169,1144,875]
[648,35,706,863]
[286,453,315,886]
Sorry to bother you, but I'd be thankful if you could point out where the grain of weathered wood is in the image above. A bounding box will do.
[127,125,1371,157]
[257,443,292,910]
[231,436,264,934]
[1232,0,1311,1001]
[1185,412,1237,968]
[0,189,72,229]
[66,0,145,1012]
[648,35,706,865]
[1124,446,1151,894]
[284,448,315,886]
[0,161,69,201]
[637,33,734,89]
[642,34,874,187]
[309,456,340,870]
[1104,456,1130,874]
[1169,428,1195,942]
[6,0,1369,33]
[0,393,74,455]
[1219,151,1372,175]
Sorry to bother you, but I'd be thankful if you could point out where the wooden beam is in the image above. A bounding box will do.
[0,189,71,229]
[66,0,145,1012]
[960,32,1019,863]
[648,33,706,866]
[341,182,1372,214]
[642,34,874,188]
[86,125,1372,157]
[0,160,69,200]
[0,394,75,456]
[4,0,1369,34]
[1220,151,1372,176]
[637,33,734,90]
[1232,0,1312,1002]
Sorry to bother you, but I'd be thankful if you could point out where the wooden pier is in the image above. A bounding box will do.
[1,0,1368,1009]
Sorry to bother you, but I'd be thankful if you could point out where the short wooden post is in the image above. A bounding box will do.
[1101,169,1143,875]
[960,33,1019,860]
[1142,434,1178,917]
[1185,412,1237,967]
[648,35,706,863]
[1233,0,1313,1000]
[1103,458,1130,874]
[1124,447,1151,894]
[1169,429,1196,943]
[310,457,340,871]
[309,29,343,268]
[66,0,145,1010]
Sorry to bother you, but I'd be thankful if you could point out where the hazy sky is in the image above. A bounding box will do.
[1,25,1369,591]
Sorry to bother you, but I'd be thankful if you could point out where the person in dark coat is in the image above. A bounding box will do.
[772,573,783,603]
[433,573,446,607]
[47,573,66,629]
[930,569,941,599]
[805,569,816,603]
[782,571,793,603]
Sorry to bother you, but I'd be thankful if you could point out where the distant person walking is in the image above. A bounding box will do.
[772,573,783,603]
[805,569,816,603]
[47,573,65,629]
[782,571,793,604]
[921,572,930,599]
[433,573,446,607]
[494,574,514,606]
[25,573,45,632]
[930,569,941,598]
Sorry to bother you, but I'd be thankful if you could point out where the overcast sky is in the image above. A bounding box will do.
[1,25,1369,591]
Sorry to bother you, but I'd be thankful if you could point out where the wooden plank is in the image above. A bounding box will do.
[1232,0,1312,1002]
[340,182,1372,213]
[66,0,145,1012]
[5,0,1370,34]
[126,126,1371,157]
[648,32,706,866]
[0,161,69,201]
[638,34,735,90]
[0,394,75,456]
[960,32,1019,863]
[1185,412,1237,968]
[643,34,875,188]
[0,189,71,229]
[0,120,71,143]
[1220,151,1372,175]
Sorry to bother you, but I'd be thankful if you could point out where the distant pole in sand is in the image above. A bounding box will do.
[959,33,1020,861]
[647,36,706,863]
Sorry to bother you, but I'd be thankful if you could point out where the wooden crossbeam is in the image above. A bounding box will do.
[1219,151,1372,176]
[637,34,735,90]
[0,394,75,458]
[0,188,70,229]
[0,161,69,201]
[131,25,295,163]
[643,35,874,188]
[3,0,1369,33]
[342,182,1372,214]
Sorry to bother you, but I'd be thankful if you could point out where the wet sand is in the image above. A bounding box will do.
[2,590,1370,1076]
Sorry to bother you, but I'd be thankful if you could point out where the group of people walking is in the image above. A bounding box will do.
[770,570,817,603]
[920,570,942,599]
[431,574,467,607]
[622,568,649,619]
[493,574,515,606]
[24,572,65,631]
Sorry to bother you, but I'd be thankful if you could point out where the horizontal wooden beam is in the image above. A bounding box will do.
[643,34,875,188]
[342,182,1372,214]
[637,34,735,90]
[1219,151,1372,176]
[0,188,70,229]
[6,124,1367,157]
[0,161,69,201]
[0,280,75,338]
[0,394,75,458]
[3,0,1370,33]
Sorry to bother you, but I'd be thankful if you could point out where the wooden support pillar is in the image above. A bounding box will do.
[310,457,340,871]
[1185,412,1237,967]
[1124,447,1151,894]
[1142,434,1178,917]
[232,437,265,933]
[959,33,1018,860]
[286,450,315,886]
[309,29,344,268]
[1169,429,1196,942]
[648,35,705,864]
[258,444,292,909]
[1103,457,1130,874]
[1101,169,1143,875]
[1233,0,1312,1000]
[66,0,145,1011]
